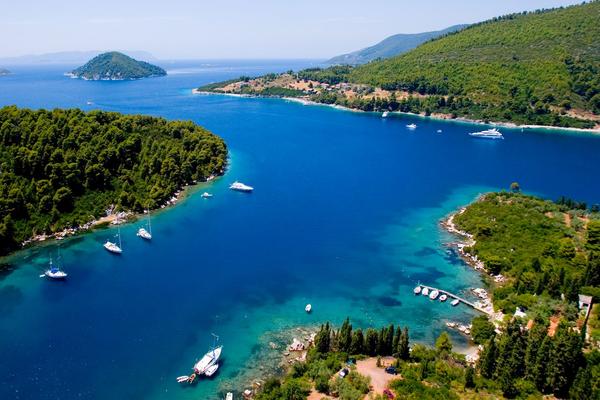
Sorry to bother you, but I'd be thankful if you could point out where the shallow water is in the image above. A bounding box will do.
[1,60,600,399]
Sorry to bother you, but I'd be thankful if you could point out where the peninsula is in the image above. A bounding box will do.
[69,51,166,80]
[198,2,600,130]
[0,106,227,256]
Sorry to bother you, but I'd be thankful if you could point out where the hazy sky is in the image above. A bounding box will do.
[0,0,584,59]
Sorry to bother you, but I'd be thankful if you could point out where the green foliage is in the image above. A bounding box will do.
[471,316,496,345]
[435,332,453,355]
[330,370,370,400]
[71,52,166,80]
[0,106,227,256]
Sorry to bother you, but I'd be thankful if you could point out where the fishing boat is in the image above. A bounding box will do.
[205,363,219,377]
[451,299,460,306]
[230,181,254,192]
[406,123,417,130]
[201,192,213,198]
[421,287,430,296]
[382,111,389,118]
[176,375,189,383]
[439,294,448,302]
[429,290,440,300]
[305,304,312,313]
[468,128,504,139]
[44,256,67,280]
[413,286,422,295]
[136,211,152,240]
[194,334,222,375]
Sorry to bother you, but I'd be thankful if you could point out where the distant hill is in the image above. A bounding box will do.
[0,50,157,66]
[0,68,10,76]
[70,52,166,80]
[327,24,468,65]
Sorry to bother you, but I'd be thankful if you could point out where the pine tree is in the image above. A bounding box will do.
[569,365,592,400]
[524,322,547,380]
[547,323,584,397]
[399,327,410,360]
[435,332,453,356]
[376,327,385,356]
[338,318,352,353]
[392,325,401,356]
[478,336,497,379]
[464,366,476,389]
[384,325,394,356]
[532,335,552,392]
[314,323,331,353]
[365,328,378,356]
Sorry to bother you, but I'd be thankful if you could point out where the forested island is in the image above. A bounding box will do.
[0,106,227,256]
[198,2,600,130]
[249,191,599,400]
[69,51,166,80]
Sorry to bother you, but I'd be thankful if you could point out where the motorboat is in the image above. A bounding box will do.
[406,123,417,130]
[230,181,254,192]
[205,363,219,377]
[429,290,440,300]
[421,287,430,296]
[451,299,460,306]
[194,345,222,374]
[176,376,189,383]
[468,128,504,139]
[382,111,389,118]
[436,129,442,133]
[439,294,448,302]
[305,304,312,313]
[413,286,422,295]
[201,192,213,198]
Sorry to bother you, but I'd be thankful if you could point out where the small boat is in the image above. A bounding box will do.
[413,286,422,295]
[44,257,67,280]
[176,375,189,383]
[104,220,123,254]
[136,211,152,240]
[230,181,254,192]
[429,290,440,300]
[421,287,430,296]
[305,304,312,313]
[201,192,213,198]
[451,299,460,306]
[436,129,442,133]
[382,111,389,118]
[439,294,448,302]
[468,128,504,139]
[188,373,197,384]
[406,123,417,130]
[226,393,234,400]
[205,363,219,377]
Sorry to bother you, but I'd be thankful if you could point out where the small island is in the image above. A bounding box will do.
[69,51,166,80]
[0,68,11,76]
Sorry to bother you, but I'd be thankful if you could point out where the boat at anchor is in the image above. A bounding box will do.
[468,128,504,139]
[230,181,254,192]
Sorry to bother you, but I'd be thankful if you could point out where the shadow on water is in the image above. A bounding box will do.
[0,285,24,317]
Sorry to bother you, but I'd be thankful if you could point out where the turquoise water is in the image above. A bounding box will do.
[1,61,600,400]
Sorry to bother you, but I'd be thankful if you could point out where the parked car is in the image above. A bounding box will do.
[339,368,349,378]
[384,366,397,375]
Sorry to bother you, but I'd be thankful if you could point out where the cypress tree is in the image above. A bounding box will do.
[464,366,476,389]
[338,318,352,353]
[532,335,552,392]
[392,325,401,355]
[569,365,592,400]
[384,325,394,356]
[478,336,497,379]
[399,327,410,360]
[524,322,547,380]
[314,323,331,353]
[365,328,378,356]
[376,327,386,356]
[350,329,364,355]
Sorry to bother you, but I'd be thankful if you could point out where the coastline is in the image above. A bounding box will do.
[193,89,600,135]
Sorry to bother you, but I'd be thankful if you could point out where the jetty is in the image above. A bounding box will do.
[416,285,492,315]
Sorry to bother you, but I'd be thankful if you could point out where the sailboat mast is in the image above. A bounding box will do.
[147,210,152,235]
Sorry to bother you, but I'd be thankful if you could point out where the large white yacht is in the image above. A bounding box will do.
[230,181,254,192]
[193,345,223,375]
[468,128,504,139]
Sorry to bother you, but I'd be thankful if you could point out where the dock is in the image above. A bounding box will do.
[417,285,491,315]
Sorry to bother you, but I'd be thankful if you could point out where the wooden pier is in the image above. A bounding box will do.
[418,285,491,315]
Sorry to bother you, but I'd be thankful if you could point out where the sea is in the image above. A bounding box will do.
[1,60,599,400]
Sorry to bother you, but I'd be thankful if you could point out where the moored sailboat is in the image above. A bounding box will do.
[137,211,152,240]
[44,255,67,280]
[104,222,123,254]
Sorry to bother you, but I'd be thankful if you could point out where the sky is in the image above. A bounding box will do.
[0,0,585,59]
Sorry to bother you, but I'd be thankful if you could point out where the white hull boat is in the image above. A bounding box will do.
[451,299,460,306]
[406,123,417,130]
[194,345,222,375]
[176,375,189,383]
[382,111,389,118]
[305,304,312,313]
[230,181,254,192]
[137,227,152,240]
[205,363,219,377]
[201,192,213,198]
[44,257,67,279]
[429,290,440,300]
[421,287,430,296]
[413,286,422,295]
[439,294,448,302]
[468,128,504,139]
[226,393,233,400]
[104,241,122,254]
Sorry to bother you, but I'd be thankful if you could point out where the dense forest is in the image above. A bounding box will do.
[254,318,598,399]
[70,51,166,80]
[454,191,600,316]
[0,106,227,255]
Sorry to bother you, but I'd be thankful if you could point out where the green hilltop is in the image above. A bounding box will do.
[349,2,600,120]
[70,51,166,80]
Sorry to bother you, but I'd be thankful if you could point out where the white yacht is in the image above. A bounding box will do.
[413,286,422,295]
[137,212,152,240]
[205,363,219,377]
[468,128,504,139]
[305,304,312,313]
[44,257,67,280]
[421,287,430,296]
[201,192,213,198]
[176,375,189,383]
[382,111,389,118]
[194,345,222,375]
[451,299,460,306]
[439,294,448,302]
[429,290,440,300]
[406,123,417,130]
[104,240,122,254]
[230,181,254,192]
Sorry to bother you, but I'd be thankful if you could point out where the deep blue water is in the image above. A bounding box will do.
[1,60,600,400]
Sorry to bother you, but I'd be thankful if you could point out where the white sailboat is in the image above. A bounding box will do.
[193,334,222,375]
[44,254,67,280]
[205,363,219,377]
[104,222,123,254]
[137,211,152,240]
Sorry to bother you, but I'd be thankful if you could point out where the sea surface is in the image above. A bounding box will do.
[1,60,600,400]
